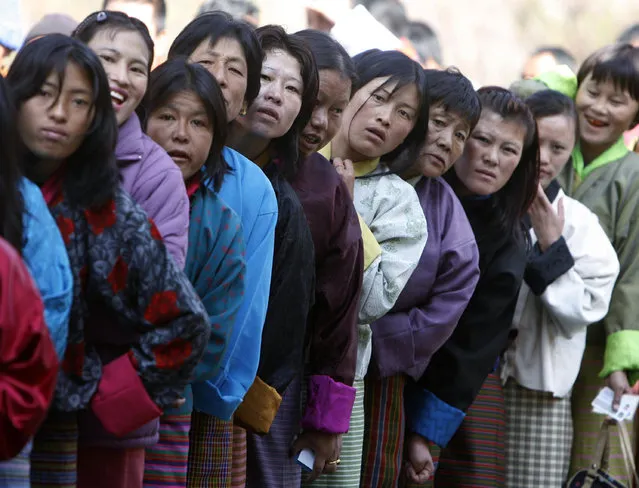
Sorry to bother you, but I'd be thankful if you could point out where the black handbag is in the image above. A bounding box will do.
[565,419,637,488]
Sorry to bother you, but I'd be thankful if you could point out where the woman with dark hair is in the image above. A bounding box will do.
[224,24,316,488]
[143,58,246,487]
[267,29,364,484]
[0,74,68,487]
[499,90,619,487]
[314,48,429,488]
[7,34,209,488]
[168,17,278,486]
[405,87,539,487]
[359,68,481,488]
[72,10,190,269]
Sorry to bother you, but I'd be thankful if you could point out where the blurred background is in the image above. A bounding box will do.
[7,0,639,85]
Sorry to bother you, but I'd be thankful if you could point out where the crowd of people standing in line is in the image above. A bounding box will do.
[1,0,639,487]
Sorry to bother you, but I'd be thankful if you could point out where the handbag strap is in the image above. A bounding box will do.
[617,421,639,485]
[590,420,612,471]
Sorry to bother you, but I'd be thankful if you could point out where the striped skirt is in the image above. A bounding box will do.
[570,345,635,485]
[0,440,32,488]
[430,373,506,487]
[31,411,79,488]
[231,426,247,488]
[187,412,232,488]
[246,377,302,488]
[144,413,191,487]
[503,380,573,487]
[361,374,406,488]
[302,378,365,488]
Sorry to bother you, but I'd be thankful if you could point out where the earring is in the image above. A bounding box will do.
[239,102,248,117]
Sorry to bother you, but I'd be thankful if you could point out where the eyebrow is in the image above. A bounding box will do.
[262,65,302,84]
[206,51,246,65]
[165,103,208,118]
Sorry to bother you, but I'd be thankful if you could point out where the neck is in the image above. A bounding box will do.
[580,140,611,165]
[31,159,64,185]
[228,122,271,161]
[331,130,367,163]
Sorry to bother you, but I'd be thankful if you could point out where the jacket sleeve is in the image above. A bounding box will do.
[0,241,58,461]
[190,203,246,383]
[21,179,73,360]
[599,178,639,379]
[136,155,190,269]
[119,199,210,409]
[358,180,428,325]
[371,236,479,380]
[407,243,525,447]
[533,210,619,339]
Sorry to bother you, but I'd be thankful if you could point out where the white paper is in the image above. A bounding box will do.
[296,448,315,472]
[591,387,639,422]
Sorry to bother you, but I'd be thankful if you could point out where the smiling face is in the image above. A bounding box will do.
[453,109,527,195]
[411,102,471,178]
[146,90,213,181]
[536,113,576,188]
[336,76,420,162]
[189,36,248,123]
[299,68,351,156]
[17,62,95,167]
[87,28,150,126]
[575,74,639,154]
[235,48,303,141]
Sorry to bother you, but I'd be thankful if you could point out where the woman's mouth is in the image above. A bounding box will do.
[110,89,128,109]
[585,116,609,128]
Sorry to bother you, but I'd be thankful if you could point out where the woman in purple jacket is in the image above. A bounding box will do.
[73,11,189,268]
[361,68,482,487]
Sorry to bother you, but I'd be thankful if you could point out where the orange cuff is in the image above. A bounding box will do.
[233,376,282,434]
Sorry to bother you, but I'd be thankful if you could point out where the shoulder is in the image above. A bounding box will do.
[139,135,183,183]
[221,147,277,212]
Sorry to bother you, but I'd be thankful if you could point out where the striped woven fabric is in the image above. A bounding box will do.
[231,426,247,488]
[246,377,302,488]
[302,378,366,488]
[144,414,191,487]
[31,411,79,488]
[187,411,232,488]
[569,345,635,486]
[431,373,506,487]
[361,374,407,488]
[0,441,32,488]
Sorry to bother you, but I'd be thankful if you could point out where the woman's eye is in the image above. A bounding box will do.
[229,67,243,76]
[455,132,467,142]
[131,66,146,75]
[331,107,343,115]
[260,74,271,82]
[433,119,446,128]
[372,94,384,102]
[286,85,300,94]
[73,98,89,107]
[159,113,175,121]
[100,54,115,63]
[399,109,412,120]
[192,119,207,128]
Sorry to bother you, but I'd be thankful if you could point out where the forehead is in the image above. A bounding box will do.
[476,110,526,142]
[88,28,151,63]
[536,113,575,135]
[318,69,351,96]
[263,49,302,78]
[106,1,157,33]
[44,62,93,93]
[195,37,246,62]
[163,91,207,113]
[430,102,472,126]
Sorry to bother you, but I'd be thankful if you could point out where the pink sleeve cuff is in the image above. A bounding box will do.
[301,375,357,434]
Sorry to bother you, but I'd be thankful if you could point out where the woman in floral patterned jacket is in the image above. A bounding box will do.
[7,34,210,488]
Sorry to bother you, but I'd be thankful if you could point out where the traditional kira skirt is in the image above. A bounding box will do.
[361,374,407,488]
[144,413,191,488]
[187,413,233,488]
[0,441,32,488]
[503,380,573,487]
[569,345,635,486]
[429,373,506,488]
[302,378,365,488]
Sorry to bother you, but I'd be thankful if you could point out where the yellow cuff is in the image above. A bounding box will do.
[233,376,282,434]
[358,214,381,270]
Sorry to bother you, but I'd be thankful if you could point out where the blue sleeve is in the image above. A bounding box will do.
[20,179,72,359]
[405,381,466,448]
[192,205,277,420]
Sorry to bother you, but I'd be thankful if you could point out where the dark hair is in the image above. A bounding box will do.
[0,76,24,253]
[617,24,639,45]
[351,49,429,172]
[197,0,259,26]
[7,34,119,209]
[168,12,263,109]
[425,67,480,130]
[146,58,229,191]
[365,0,407,36]
[531,46,577,72]
[577,43,639,126]
[293,29,358,97]
[102,0,167,34]
[403,21,442,66]
[454,86,539,237]
[255,25,319,178]
[525,89,578,141]
[73,10,155,71]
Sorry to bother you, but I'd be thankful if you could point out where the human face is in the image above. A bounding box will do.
[454,110,527,195]
[105,0,159,38]
[17,63,95,167]
[336,76,420,162]
[536,113,576,188]
[412,103,471,178]
[236,48,303,141]
[575,75,639,153]
[189,37,248,123]
[299,69,351,156]
[147,91,213,181]
[522,52,558,80]
[88,28,150,126]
